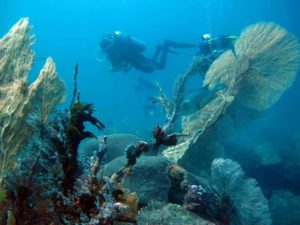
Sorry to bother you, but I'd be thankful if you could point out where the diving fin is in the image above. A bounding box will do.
[156,43,179,55]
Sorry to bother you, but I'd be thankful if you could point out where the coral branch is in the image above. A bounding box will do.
[152,56,206,133]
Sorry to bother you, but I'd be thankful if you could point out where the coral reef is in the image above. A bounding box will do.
[1,18,298,225]
[50,136,138,224]
[1,119,134,224]
[0,19,119,225]
[0,18,66,185]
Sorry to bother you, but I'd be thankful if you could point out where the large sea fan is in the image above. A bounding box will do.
[204,22,300,111]
[211,158,272,225]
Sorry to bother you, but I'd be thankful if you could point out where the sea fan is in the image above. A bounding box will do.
[164,22,300,162]
[0,18,66,184]
[204,22,300,111]
[211,158,272,225]
[235,22,300,110]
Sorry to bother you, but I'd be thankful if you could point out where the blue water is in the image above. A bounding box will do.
[2,1,300,224]
[1,0,299,138]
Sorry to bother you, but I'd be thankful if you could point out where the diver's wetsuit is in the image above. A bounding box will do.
[197,35,237,58]
[194,34,238,75]
[101,32,195,73]
[126,40,195,73]
[149,40,196,71]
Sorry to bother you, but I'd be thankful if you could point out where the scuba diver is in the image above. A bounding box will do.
[195,33,238,74]
[100,31,195,73]
[197,33,238,59]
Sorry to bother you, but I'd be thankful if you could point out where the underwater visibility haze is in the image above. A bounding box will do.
[0,0,300,224]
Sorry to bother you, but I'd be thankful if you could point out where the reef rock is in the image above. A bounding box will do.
[137,201,215,225]
[79,133,143,163]
[103,156,171,205]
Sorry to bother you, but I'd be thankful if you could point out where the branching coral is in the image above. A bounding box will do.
[2,115,132,224]
[0,18,66,185]
[110,124,179,185]
[50,136,138,225]
[48,62,105,196]
[152,56,207,131]
[49,102,105,196]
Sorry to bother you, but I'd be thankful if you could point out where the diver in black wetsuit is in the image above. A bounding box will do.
[194,33,238,74]
[197,33,238,59]
[100,31,195,73]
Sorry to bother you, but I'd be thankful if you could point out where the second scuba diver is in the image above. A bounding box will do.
[195,33,238,74]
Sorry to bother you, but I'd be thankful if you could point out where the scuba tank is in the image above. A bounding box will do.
[114,30,146,54]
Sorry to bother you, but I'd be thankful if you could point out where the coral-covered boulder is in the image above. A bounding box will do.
[137,202,215,225]
[103,156,171,205]
[79,134,144,163]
